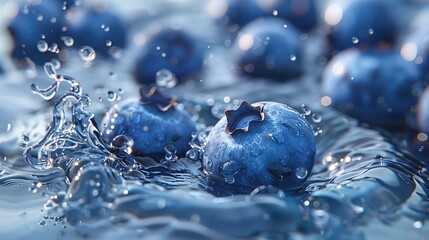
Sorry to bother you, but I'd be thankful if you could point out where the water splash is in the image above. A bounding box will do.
[24,63,138,173]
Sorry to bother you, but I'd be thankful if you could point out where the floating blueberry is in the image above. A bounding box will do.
[324,0,397,51]
[322,48,423,127]
[7,1,64,66]
[133,28,204,85]
[233,18,302,80]
[101,87,196,159]
[203,101,316,195]
[208,0,318,32]
[65,6,127,59]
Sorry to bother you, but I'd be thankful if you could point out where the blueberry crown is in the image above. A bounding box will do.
[225,101,265,134]
[139,86,176,112]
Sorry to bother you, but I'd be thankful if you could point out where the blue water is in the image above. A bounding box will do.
[1,0,429,239]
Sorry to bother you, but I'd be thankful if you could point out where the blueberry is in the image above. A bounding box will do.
[324,0,397,51]
[101,87,196,159]
[65,6,127,58]
[321,48,423,127]
[208,0,318,32]
[202,101,316,194]
[133,28,204,85]
[233,18,302,80]
[7,1,64,66]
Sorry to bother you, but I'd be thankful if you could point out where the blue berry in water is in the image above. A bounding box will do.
[209,0,318,32]
[133,28,204,85]
[65,6,127,59]
[324,0,397,51]
[233,18,302,81]
[322,48,423,127]
[101,87,196,159]
[7,1,64,66]
[203,101,316,195]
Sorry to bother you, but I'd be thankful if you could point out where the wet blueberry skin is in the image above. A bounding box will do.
[212,0,318,32]
[322,48,423,127]
[325,0,397,51]
[7,1,64,66]
[65,7,127,58]
[133,28,204,85]
[233,18,302,81]
[203,101,316,194]
[101,97,196,159]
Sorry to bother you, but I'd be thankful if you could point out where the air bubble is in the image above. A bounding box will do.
[311,113,322,123]
[107,91,117,102]
[156,69,178,88]
[301,104,311,115]
[295,167,308,179]
[352,37,359,44]
[101,24,110,32]
[48,43,59,53]
[37,40,48,52]
[62,36,74,47]
[79,46,96,62]
[290,55,297,61]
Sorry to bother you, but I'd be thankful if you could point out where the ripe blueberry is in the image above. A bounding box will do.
[133,27,204,85]
[233,18,302,80]
[101,87,196,159]
[203,101,316,195]
[322,48,423,127]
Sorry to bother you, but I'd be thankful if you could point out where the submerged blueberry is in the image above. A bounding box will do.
[7,1,63,66]
[65,6,127,58]
[101,87,196,158]
[233,18,302,80]
[324,0,396,51]
[322,48,423,127]
[203,101,316,194]
[133,28,204,85]
[208,0,318,32]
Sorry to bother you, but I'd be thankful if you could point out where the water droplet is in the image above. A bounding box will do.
[413,221,423,229]
[290,54,297,61]
[250,144,263,157]
[352,37,359,44]
[301,104,311,115]
[368,28,374,35]
[221,161,242,184]
[156,69,178,88]
[22,135,30,142]
[101,24,110,32]
[50,59,61,70]
[62,36,74,47]
[36,15,43,21]
[44,62,57,79]
[164,144,178,162]
[311,113,322,123]
[295,167,308,179]
[79,46,96,62]
[48,43,58,53]
[107,91,117,102]
[105,40,112,47]
[111,135,133,149]
[37,40,48,52]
